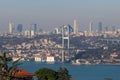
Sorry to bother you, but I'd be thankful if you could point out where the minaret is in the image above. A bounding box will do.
[73,20,78,34]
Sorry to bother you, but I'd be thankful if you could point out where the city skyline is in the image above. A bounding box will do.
[0,0,120,32]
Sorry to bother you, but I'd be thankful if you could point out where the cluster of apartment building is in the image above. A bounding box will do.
[2,38,63,63]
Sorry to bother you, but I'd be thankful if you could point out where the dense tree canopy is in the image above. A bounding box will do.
[35,67,71,80]
[0,52,21,80]
[35,68,57,80]
[57,67,71,80]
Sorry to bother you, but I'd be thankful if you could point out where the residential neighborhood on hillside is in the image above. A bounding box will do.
[0,30,120,65]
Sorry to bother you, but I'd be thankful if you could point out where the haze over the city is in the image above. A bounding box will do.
[0,0,120,32]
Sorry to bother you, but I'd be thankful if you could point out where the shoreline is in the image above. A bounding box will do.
[21,61,120,66]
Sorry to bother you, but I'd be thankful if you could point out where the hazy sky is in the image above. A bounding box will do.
[0,0,120,32]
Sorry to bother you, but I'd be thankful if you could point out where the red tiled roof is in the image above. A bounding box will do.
[14,69,35,77]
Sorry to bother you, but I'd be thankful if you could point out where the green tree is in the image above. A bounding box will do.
[35,68,57,80]
[35,67,71,80]
[0,52,21,80]
[57,67,71,80]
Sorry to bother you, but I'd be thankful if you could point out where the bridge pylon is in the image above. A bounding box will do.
[61,25,72,62]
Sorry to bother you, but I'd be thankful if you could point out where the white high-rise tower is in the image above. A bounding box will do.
[9,22,14,34]
[89,22,93,32]
[73,20,78,34]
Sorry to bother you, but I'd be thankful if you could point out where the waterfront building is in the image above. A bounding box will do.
[35,57,42,62]
[12,57,25,61]
[46,56,55,63]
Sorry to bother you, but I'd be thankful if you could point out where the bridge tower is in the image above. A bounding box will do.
[61,25,72,62]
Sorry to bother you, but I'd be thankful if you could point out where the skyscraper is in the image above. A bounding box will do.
[9,22,14,34]
[73,20,78,34]
[98,22,102,32]
[30,30,35,37]
[30,24,37,37]
[112,26,115,32]
[17,24,23,33]
[89,22,93,32]
[54,28,59,34]
[31,24,37,33]
[104,26,108,32]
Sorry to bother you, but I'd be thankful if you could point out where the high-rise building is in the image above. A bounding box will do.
[30,30,35,37]
[89,22,93,32]
[98,22,102,32]
[17,24,23,33]
[9,22,14,34]
[31,24,37,33]
[54,28,59,34]
[73,20,78,34]
[24,30,30,37]
[104,26,108,31]
[112,26,115,32]
[30,24,37,36]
